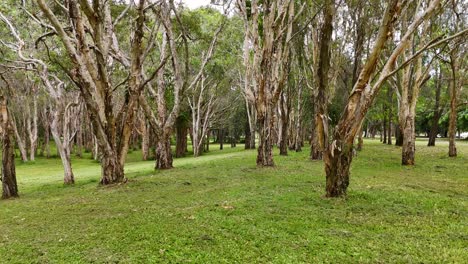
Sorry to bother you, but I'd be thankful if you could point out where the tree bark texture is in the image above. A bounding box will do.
[1,96,19,199]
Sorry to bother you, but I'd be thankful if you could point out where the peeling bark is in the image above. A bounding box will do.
[1,95,19,199]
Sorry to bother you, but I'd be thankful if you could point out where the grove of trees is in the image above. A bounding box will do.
[0,0,466,199]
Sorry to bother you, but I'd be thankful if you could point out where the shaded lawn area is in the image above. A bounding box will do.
[0,139,467,263]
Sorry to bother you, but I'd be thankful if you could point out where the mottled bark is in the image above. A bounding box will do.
[311,0,334,160]
[156,134,173,170]
[448,51,460,157]
[325,138,352,197]
[256,107,275,166]
[278,92,289,156]
[401,114,416,165]
[1,96,19,199]
[100,154,125,184]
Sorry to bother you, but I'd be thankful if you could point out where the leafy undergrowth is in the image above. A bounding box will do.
[0,139,467,263]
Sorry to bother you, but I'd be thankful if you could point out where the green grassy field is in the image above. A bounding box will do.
[0,139,467,263]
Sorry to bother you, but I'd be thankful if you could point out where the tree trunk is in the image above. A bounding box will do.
[401,115,416,165]
[448,51,459,157]
[156,134,173,169]
[311,0,334,160]
[256,107,275,167]
[324,138,352,197]
[279,92,289,156]
[387,88,393,145]
[294,84,303,152]
[141,121,150,160]
[11,115,28,162]
[395,124,403,146]
[387,122,392,145]
[50,109,75,184]
[219,128,224,150]
[27,88,38,161]
[383,116,387,144]
[244,120,251,149]
[40,114,51,158]
[100,153,125,184]
[205,129,210,152]
[175,117,188,158]
[1,96,19,199]
[75,121,83,158]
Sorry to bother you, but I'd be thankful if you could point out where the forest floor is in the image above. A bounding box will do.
[0,139,467,263]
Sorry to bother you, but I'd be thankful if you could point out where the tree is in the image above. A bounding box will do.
[33,0,155,184]
[310,0,334,160]
[427,63,443,146]
[140,2,226,168]
[237,0,296,166]
[323,0,443,197]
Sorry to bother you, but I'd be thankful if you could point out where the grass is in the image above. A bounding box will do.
[0,139,467,263]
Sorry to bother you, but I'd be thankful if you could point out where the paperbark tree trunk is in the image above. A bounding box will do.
[256,105,275,166]
[311,0,334,160]
[387,88,393,145]
[175,116,188,158]
[383,115,388,144]
[294,83,303,152]
[325,136,352,197]
[401,51,431,165]
[75,120,83,158]
[11,115,28,162]
[1,96,19,199]
[278,92,289,156]
[448,51,460,157]
[428,67,442,146]
[156,134,173,170]
[205,129,210,152]
[50,109,75,184]
[141,121,150,160]
[248,104,256,149]
[219,129,224,150]
[244,120,251,149]
[401,114,416,165]
[395,125,403,146]
[26,87,38,161]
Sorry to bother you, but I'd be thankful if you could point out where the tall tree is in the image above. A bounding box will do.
[237,0,296,166]
[35,0,154,184]
[310,0,334,160]
[323,0,444,197]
